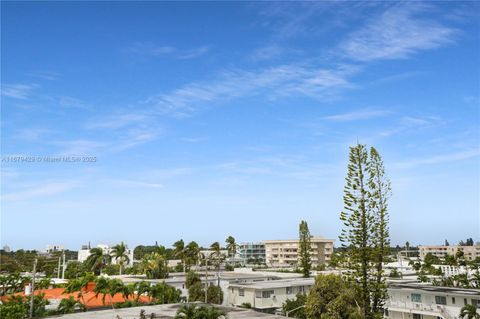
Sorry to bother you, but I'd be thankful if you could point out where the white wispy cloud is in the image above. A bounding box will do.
[321,109,390,121]
[126,42,210,59]
[250,44,285,61]
[341,6,456,61]
[54,139,107,156]
[28,71,59,81]
[2,181,78,201]
[86,113,148,130]
[393,149,480,169]
[143,63,358,117]
[1,84,36,99]
[15,128,55,141]
[107,179,164,189]
[378,115,443,138]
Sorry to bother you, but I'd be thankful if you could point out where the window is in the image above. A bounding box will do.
[435,296,447,305]
[384,309,389,317]
[298,286,305,293]
[452,297,455,304]
[286,287,293,295]
[411,293,422,303]
[239,289,244,297]
[465,298,468,306]
[413,314,423,319]
[255,291,262,298]
[262,290,274,298]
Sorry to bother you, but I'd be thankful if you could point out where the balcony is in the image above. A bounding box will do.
[386,301,455,319]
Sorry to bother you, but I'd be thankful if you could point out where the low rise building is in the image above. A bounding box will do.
[264,236,334,267]
[386,282,480,319]
[228,277,314,311]
[77,244,134,266]
[419,245,480,261]
[46,244,64,253]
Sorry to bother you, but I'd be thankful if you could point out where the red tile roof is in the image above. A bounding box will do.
[0,283,151,309]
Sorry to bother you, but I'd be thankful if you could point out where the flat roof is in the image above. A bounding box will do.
[229,278,315,290]
[52,303,285,318]
[388,283,480,296]
[263,236,334,243]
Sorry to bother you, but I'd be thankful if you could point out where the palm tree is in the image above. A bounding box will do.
[174,304,226,319]
[141,253,169,279]
[64,273,94,309]
[85,248,111,275]
[133,281,151,303]
[110,242,130,275]
[460,304,480,319]
[185,241,201,268]
[107,279,125,309]
[173,239,186,272]
[57,296,86,314]
[210,242,224,287]
[174,303,198,319]
[196,305,226,319]
[225,236,237,260]
[93,276,110,305]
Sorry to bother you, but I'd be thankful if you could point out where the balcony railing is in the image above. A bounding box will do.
[386,301,455,319]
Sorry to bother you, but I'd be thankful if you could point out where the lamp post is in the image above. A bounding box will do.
[286,304,305,317]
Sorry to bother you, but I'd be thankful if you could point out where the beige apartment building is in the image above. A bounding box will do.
[264,236,334,267]
[419,245,480,261]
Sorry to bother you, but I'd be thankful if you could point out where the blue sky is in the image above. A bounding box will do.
[1,2,479,251]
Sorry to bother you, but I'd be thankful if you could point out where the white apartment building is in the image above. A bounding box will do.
[228,277,315,311]
[264,236,334,267]
[386,282,480,319]
[77,244,134,266]
[419,245,480,261]
[46,244,64,253]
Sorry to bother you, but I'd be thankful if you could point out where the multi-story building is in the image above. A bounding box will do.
[264,236,334,267]
[419,245,480,261]
[78,244,134,266]
[237,243,266,263]
[386,282,480,319]
[228,278,315,311]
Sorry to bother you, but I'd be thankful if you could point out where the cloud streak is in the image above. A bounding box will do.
[321,109,390,121]
[126,42,211,59]
[393,149,480,169]
[341,6,456,61]
[2,181,78,201]
[144,63,358,117]
[1,84,36,100]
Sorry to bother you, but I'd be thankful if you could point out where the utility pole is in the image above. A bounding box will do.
[61,251,66,279]
[57,256,61,278]
[29,258,38,318]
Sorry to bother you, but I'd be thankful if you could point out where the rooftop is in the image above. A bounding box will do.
[388,283,480,296]
[52,303,285,318]
[229,277,314,289]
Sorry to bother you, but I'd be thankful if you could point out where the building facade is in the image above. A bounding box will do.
[419,245,480,261]
[264,236,334,267]
[237,243,266,263]
[78,244,134,266]
[386,283,480,319]
[228,278,315,311]
[46,245,64,253]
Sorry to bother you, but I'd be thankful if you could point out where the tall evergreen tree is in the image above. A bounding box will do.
[298,220,312,278]
[340,143,391,319]
[368,147,391,315]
